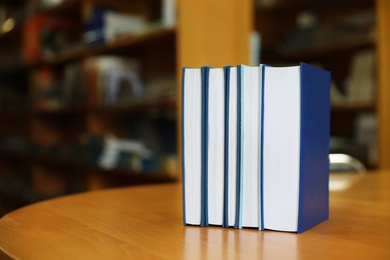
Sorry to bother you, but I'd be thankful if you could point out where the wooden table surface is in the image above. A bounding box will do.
[0,172,390,260]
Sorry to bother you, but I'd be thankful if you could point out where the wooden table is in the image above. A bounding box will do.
[0,172,390,260]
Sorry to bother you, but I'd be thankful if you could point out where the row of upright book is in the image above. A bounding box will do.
[182,63,331,233]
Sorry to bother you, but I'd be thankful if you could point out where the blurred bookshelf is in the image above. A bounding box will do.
[0,0,179,215]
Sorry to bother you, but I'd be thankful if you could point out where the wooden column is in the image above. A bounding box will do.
[377,0,390,169]
[177,0,253,68]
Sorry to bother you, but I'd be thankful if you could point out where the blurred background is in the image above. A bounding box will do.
[0,0,386,216]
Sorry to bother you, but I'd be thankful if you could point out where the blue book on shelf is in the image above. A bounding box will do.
[262,62,330,233]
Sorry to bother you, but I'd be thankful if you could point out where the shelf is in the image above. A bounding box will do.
[273,36,374,62]
[25,98,176,116]
[257,0,374,13]
[33,27,176,66]
[38,0,81,16]
[93,98,177,115]
[41,46,86,66]
[0,27,20,43]
[33,106,87,116]
[91,167,176,182]
[0,99,176,118]
[331,102,376,112]
[88,27,176,55]
[0,108,86,118]
[0,189,32,210]
[0,149,175,183]
[0,110,31,118]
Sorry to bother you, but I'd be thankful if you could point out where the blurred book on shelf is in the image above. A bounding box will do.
[29,66,61,109]
[330,81,345,106]
[355,112,377,166]
[62,61,87,106]
[84,56,144,107]
[29,61,87,110]
[85,6,146,45]
[40,18,81,59]
[23,14,82,64]
[326,48,376,107]
[144,75,176,101]
[345,49,376,104]
[84,0,176,45]
[0,130,177,175]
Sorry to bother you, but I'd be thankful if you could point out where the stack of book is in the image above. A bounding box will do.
[182,63,331,233]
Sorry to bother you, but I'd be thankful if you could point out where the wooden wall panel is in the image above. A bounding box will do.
[377,0,390,169]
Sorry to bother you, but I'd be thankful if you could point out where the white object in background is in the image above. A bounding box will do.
[250,31,261,66]
[329,153,367,173]
[104,12,146,41]
[162,0,176,28]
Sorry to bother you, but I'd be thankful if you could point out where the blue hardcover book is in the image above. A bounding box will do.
[223,66,241,228]
[238,65,264,230]
[205,67,225,226]
[263,62,330,233]
[223,66,230,228]
[236,65,243,229]
[182,67,206,226]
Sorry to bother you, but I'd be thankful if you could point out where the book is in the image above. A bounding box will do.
[84,5,148,44]
[224,66,239,228]
[182,62,330,233]
[262,63,330,233]
[182,67,204,226]
[238,65,264,229]
[205,67,225,226]
[84,56,143,107]
[346,49,375,104]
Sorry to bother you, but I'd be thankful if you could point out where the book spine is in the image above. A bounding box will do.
[201,66,210,227]
[259,64,265,231]
[181,67,187,226]
[223,66,231,228]
[235,65,243,229]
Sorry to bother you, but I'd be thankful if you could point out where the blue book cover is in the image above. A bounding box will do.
[297,62,330,233]
[262,62,330,233]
